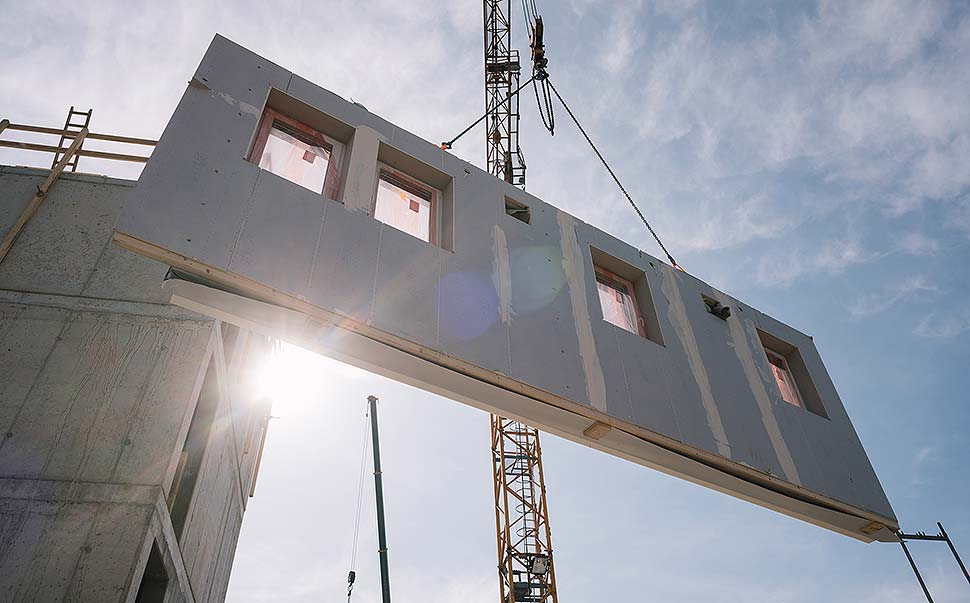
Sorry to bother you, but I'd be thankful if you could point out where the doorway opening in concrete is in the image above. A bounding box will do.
[168,357,221,539]
[134,540,169,603]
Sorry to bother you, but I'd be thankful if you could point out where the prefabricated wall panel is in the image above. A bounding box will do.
[116,35,897,541]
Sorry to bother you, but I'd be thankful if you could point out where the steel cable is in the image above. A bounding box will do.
[546,78,681,269]
[347,406,371,601]
[440,75,537,150]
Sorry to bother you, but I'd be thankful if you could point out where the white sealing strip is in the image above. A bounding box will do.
[717,291,801,485]
[558,212,608,412]
[661,267,731,458]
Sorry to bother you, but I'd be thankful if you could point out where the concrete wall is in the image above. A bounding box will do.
[0,166,270,602]
[116,35,895,541]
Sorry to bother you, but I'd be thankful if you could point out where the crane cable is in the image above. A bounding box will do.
[522,0,554,135]
[440,75,537,151]
[346,405,371,601]
[523,0,679,268]
[545,78,682,270]
[524,0,679,268]
[532,73,555,134]
[444,1,683,269]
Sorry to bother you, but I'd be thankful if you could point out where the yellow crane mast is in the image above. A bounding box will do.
[484,2,559,601]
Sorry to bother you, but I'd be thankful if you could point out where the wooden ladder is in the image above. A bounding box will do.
[51,106,92,172]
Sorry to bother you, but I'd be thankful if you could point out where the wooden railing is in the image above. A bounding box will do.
[0,118,157,265]
[0,119,156,167]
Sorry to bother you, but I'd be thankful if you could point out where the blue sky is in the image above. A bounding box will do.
[2,0,969,601]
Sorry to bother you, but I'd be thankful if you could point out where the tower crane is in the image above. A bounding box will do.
[483,2,559,602]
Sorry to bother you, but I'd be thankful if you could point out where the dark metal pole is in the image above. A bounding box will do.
[899,537,934,603]
[368,395,392,603]
[938,522,970,585]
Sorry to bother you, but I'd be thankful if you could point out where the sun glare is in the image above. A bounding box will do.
[253,342,330,417]
[252,341,370,417]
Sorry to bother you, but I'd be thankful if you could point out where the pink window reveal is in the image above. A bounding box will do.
[766,349,804,408]
[594,267,645,337]
[250,108,341,199]
[373,170,436,244]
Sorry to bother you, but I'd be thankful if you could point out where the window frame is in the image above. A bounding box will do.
[248,107,344,200]
[765,348,806,409]
[372,163,440,245]
[594,265,647,338]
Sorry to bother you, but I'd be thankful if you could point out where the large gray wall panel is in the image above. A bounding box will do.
[115,34,897,541]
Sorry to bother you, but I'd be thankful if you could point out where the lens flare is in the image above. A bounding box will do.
[439,271,499,340]
[509,246,565,315]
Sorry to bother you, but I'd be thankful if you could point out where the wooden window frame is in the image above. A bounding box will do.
[248,107,343,200]
[765,348,806,409]
[594,265,647,338]
[372,163,440,246]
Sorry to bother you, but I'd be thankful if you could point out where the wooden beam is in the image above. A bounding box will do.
[582,421,612,440]
[4,123,156,145]
[73,148,150,163]
[80,131,157,146]
[0,140,149,163]
[0,128,88,265]
[0,140,62,154]
[0,119,9,136]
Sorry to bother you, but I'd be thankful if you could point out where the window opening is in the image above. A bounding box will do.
[766,349,804,409]
[505,197,531,224]
[168,357,220,540]
[134,541,169,603]
[594,266,644,337]
[250,108,342,199]
[757,329,827,418]
[373,169,436,243]
[220,321,240,367]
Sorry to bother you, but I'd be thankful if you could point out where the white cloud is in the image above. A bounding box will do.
[599,3,643,75]
[802,0,944,72]
[756,236,887,286]
[947,196,970,238]
[653,0,700,19]
[913,445,938,466]
[898,231,941,256]
[667,191,795,253]
[753,225,947,288]
[914,305,970,338]
[847,275,937,318]
[592,0,970,275]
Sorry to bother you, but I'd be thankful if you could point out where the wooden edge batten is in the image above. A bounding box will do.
[3,122,156,146]
[0,140,150,163]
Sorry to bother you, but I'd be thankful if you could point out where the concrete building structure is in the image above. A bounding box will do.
[0,32,900,603]
[0,165,273,600]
